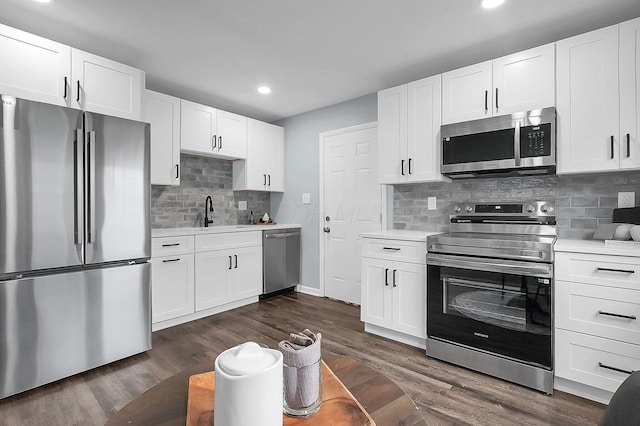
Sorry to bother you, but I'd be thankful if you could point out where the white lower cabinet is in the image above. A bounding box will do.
[151,230,262,331]
[360,236,427,348]
[554,249,640,404]
[195,245,262,311]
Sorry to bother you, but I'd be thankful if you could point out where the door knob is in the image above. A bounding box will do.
[325,216,330,222]
[323,227,331,233]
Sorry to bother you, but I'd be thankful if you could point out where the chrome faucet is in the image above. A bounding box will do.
[204,196,214,227]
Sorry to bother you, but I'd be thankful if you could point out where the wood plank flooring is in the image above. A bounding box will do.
[0,293,605,425]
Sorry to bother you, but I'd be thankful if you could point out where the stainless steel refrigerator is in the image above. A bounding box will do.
[0,95,151,399]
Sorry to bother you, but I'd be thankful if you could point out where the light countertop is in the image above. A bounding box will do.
[555,238,640,257]
[152,224,301,238]
[360,229,441,242]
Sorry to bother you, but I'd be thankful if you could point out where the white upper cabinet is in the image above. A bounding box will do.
[180,99,247,160]
[0,23,143,120]
[378,76,446,184]
[71,48,144,120]
[620,17,640,171]
[442,60,492,124]
[378,85,407,183]
[143,90,181,186]
[556,23,636,174]
[0,23,70,107]
[233,119,284,192]
[442,43,555,124]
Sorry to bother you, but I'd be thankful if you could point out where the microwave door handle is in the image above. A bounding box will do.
[514,121,521,166]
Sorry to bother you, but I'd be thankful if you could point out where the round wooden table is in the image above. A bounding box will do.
[105,354,426,425]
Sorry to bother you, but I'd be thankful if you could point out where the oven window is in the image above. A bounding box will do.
[438,267,551,336]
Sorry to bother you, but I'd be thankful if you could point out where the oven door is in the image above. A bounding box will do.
[427,253,552,369]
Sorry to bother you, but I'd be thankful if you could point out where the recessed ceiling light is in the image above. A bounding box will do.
[257,86,271,95]
[33,0,52,3]
[480,0,504,9]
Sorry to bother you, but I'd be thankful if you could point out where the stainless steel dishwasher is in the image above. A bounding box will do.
[262,228,301,297]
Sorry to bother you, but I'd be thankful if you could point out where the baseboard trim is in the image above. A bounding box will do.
[554,376,613,405]
[296,285,322,297]
[364,323,426,349]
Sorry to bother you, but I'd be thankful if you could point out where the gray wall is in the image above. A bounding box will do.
[394,173,640,239]
[151,154,270,228]
[271,93,378,290]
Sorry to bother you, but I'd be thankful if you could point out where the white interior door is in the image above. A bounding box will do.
[322,123,382,304]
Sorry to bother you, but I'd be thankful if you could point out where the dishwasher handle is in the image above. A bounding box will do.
[265,231,300,239]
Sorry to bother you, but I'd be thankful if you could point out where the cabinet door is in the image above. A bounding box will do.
[151,255,194,323]
[180,99,217,154]
[360,257,393,328]
[493,43,555,115]
[442,60,492,124]
[216,110,247,159]
[392,262,426,338]
[407,75,444,182]
[0,23,71,107]
[378,85,407,184]
[71,48,143,120]
[265,123,285,192]
[229,245,262,300]
[195,250,231,311]
[143,90,181,185]
[557,25,620,174]
[620,17,640,170]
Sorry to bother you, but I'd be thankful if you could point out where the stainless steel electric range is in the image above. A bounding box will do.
[426,200,556,394]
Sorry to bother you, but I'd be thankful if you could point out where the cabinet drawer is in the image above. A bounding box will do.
[152,235,194,257]
[555,329,640,393]
[361,238,426,263]
[555,252,640,290]
[196,231,261,252]
[556,280,640,343]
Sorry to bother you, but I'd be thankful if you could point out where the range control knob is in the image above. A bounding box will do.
[454,205,462,213]
[526,204,537,213]
[540,204,550,214]
[465,205,473,213]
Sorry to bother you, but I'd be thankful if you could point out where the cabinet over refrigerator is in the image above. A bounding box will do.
[0,95,151,399]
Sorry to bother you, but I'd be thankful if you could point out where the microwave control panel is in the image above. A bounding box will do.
[520,123,552,157]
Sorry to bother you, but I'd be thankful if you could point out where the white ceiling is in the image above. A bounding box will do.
[2,0,640,123]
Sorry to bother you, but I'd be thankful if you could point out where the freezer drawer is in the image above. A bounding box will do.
[263,229,300,295]
[0,263,151,398]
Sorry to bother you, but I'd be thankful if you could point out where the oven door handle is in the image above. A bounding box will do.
[427,253,553,278]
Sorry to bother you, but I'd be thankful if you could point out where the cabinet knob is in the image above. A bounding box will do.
[323,227,331,233]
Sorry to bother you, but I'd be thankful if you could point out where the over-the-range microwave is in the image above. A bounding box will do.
[440,107,556,179]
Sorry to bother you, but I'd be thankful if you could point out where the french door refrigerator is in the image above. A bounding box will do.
[0,95,151,399]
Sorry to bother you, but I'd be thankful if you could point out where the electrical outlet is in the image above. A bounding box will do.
[238,200,247,211]
[618,192,635,208]
[302,193,311,204]
[427,197,437,210]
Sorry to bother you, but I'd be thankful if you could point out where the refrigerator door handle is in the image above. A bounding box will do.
[87,130,97,243]
[74,129,84,245]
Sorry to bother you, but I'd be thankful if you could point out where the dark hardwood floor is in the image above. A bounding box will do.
[0,293,605,425]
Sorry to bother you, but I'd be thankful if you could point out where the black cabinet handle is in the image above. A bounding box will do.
[264,174,267,185]
[408,158,412,175]
[212,135,217,150]
[484,90,488,112]
[627,133,631,158]
[219,136,222,150]
[384,268,389,286]
[611,135,615,159]
[598,311,637,320]
[495,88,499,110]
[392,269,397,287]
[401,159,405,176]
[382,247,401,251]
[76,80,81,102]
[597,267,634,274]
[598,362,634,375]
[175,164,180,179]
[63,77,68,99]
[268,174,271,186]
[162,243,180,247]
[234,254,238,269]
[162,258,180,263]
[228,256,232,270]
